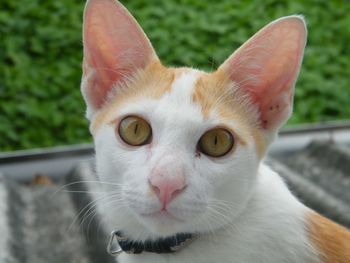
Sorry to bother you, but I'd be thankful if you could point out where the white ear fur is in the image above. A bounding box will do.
[81,0,158,119]
[219,16,307,134]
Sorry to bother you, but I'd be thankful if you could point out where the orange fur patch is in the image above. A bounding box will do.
[193,70,267,158]
[91,60,175,133]
[251,129,267,159]
[308,211,350,263]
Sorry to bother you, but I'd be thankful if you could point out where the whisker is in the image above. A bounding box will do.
[68,192,122,233]
[60,190,112,194]
[51,180,123,198]
[79,194,125,237]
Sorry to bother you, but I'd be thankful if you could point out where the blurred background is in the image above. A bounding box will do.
[1,0,350,151]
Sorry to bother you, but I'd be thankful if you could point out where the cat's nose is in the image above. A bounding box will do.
[148,174,186,208]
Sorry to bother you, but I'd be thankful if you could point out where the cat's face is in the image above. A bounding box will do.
[82,0,306,239]
[92,65,261,237]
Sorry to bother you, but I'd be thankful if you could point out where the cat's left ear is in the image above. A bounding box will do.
[81,0,158,119]
[218,16,307,134]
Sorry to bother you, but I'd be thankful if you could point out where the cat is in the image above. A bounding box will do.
[80,0,350,262]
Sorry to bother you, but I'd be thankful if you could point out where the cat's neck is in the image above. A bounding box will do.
[114,163,318,263]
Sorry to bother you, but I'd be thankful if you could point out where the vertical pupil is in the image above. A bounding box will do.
[134,122,139,135]
[214,135,218,145]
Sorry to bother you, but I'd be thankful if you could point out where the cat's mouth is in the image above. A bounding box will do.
[140,210,185,222]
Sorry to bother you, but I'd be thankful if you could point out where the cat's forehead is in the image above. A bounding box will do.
[163,68,201,106]
[91,61,254,135]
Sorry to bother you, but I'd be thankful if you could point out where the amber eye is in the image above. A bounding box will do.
[198,128,234,157]
[118,116,152,146]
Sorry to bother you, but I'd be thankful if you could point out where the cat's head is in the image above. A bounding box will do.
[81,0,306,239]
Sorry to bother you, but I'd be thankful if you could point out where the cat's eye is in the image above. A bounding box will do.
[118,116,152,146]
[198,128,234,157]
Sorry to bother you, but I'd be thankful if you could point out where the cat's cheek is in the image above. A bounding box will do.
[94,126,135,185]
[194,153,235,188]
[194,145,259,220]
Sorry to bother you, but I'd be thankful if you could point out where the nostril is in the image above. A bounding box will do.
[148,179,160,196]
[171,185,186,200]
[152,185,160,196]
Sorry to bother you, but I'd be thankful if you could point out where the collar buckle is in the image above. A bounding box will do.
[107,230,123,256]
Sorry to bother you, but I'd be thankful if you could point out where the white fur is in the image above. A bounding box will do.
[117,165,319,263]
[91,72,321,263]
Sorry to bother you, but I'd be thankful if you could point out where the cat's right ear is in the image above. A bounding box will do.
[81,0,158,119]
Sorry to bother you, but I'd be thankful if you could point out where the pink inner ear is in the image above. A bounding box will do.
[220,17,306,130]
[83,0,156,110]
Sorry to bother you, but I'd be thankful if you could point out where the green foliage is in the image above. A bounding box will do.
[1,0,350,151]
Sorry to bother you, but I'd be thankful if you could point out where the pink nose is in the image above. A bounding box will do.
[149,174,186,208]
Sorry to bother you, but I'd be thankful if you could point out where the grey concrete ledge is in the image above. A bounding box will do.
[0,175,93,263]
[267,158,350,227]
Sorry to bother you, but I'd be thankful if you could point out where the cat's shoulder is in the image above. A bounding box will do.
[258,163,350,263]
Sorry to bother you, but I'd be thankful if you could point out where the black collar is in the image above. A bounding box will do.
[108,231,198,255]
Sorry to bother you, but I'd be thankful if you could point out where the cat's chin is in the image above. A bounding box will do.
[141,210,185,223]
[139,210,189,236]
